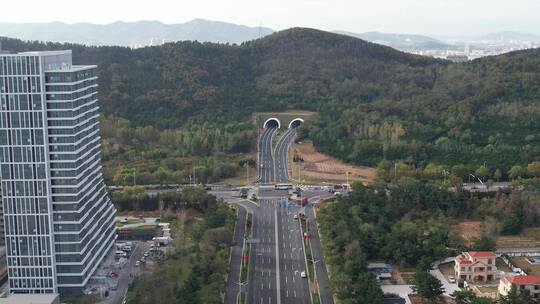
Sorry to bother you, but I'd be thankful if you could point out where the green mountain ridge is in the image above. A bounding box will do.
[2,27,540,175]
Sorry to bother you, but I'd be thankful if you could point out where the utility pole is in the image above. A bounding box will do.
[443,169,449,184]
[308,257,320,297]
[246,162,249,186]
[298,162,302,182]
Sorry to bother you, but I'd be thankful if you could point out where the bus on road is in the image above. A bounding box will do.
[274,183,293,190]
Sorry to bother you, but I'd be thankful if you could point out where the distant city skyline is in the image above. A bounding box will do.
[1,0,540,37]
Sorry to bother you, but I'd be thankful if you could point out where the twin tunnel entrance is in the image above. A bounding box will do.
[263,117,304,129]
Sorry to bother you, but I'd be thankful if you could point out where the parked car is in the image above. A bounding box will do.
[449,276,456,283]
[294,214,298,219]
[300,271,307,278]
[135,261,140,267]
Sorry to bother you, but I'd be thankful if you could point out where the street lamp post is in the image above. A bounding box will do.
[308,257,321,302]
[245,162,249,186]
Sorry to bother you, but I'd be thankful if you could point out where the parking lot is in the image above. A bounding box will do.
[82,240,163,304]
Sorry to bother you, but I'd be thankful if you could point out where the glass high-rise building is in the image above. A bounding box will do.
[0,50,116,294]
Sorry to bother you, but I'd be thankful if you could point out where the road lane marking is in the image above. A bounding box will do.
[274,205,281,304]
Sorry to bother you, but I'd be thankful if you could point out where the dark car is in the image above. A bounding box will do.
[383,294,406,304]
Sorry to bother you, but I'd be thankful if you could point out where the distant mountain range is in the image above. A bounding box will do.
[0,20,538,50]
[0,19,274,46]
[334,31,452,50]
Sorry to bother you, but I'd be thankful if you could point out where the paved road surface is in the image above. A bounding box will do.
[277,200,310,304]
[230,126,335,304]
[274,128,296,182]
[247,191,311,304]
[247,197,280,304]
[103,242,146,304]
[259,127,277,184]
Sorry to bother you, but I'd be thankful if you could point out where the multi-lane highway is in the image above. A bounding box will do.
[246,187,311,304]
[277,199,310,303]
[253,124,312,303]
[247,196,279,304]
[223,124,334,304]
[259,127,277,184]
[274,127,296,182]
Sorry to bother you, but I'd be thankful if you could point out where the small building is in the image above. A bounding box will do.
[0,293,59,304]
[498,275,540,301]
[454,251,497,283]
[368,263,393,281]
[153,236,171,246]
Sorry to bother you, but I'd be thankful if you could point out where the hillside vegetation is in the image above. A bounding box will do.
[3,28,540,181]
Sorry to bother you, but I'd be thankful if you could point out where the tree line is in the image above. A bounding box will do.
[317,174,540,303]
[126,188,235,304]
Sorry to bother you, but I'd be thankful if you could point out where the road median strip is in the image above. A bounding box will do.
[300,216,318,304]
[239,212,253,304]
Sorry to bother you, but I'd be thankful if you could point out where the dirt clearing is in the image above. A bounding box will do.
[454,221,482,243]
[289,140,375,184]
[497,227,540,248]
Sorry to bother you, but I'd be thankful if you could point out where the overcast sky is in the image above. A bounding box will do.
[2,0,540,36]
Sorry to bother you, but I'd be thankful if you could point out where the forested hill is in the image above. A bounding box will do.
[305,46,540,174]
[2,28,540,176]
[0,28,442,128]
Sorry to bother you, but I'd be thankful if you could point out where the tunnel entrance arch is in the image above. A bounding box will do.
[255,112,314,131]
[288,118,304,129]
[263,118,281,128]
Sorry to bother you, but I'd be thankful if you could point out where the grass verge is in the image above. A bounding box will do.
[301,217,319,303]
[239,212,253,303]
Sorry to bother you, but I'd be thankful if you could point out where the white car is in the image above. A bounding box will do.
[448,276,456,283]
[300,271,307,278]
[294,214,298,219]
[135,261,140,267]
